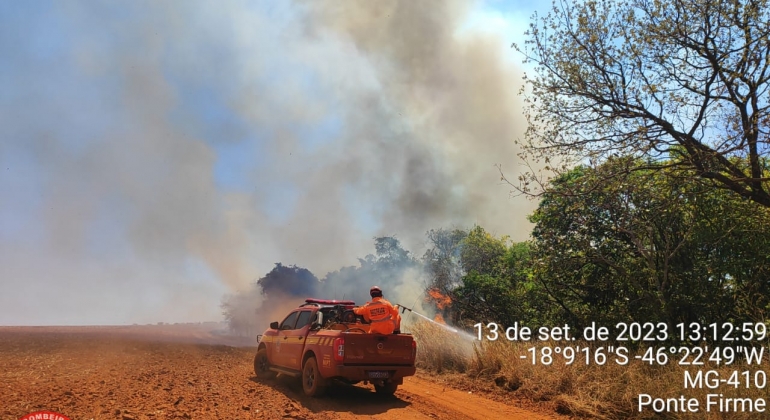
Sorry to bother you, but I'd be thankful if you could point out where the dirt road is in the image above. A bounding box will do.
[0,326,562,420]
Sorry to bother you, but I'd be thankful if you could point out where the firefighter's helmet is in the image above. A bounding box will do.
[370,285,383,297]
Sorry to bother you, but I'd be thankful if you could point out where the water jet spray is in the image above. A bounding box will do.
[396,304,476,340]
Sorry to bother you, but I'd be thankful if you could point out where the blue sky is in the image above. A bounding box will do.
[0,0,545,325]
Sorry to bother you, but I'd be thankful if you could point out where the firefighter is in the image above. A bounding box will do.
[353,286,402,334]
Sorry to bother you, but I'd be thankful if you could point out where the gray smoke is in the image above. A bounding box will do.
[0,1,535,325]
[292,0,534,254]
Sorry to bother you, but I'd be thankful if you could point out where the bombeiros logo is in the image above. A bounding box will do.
[19,410,71,420]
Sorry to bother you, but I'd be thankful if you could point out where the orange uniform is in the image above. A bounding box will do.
[353,297,402,334]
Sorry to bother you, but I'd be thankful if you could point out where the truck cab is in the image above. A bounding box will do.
[254,298,417,397]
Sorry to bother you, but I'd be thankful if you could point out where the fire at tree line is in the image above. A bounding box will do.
[222,160,770,342]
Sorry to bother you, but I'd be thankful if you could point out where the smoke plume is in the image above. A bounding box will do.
[0,1,535,325]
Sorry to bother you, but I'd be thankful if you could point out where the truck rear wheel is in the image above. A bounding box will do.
[302,356,327,397]
[254,348,276,380]
[374,381,398,396]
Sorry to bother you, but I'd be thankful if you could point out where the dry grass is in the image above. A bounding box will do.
[408,320,474,373]
[410,321,770,419]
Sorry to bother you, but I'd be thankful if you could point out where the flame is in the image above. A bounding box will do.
[427,288,452,310]
[433,313,446,324]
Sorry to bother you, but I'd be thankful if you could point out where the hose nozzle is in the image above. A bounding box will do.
[395,303,413,314]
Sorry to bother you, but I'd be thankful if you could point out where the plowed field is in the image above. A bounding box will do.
[0,326,562,420]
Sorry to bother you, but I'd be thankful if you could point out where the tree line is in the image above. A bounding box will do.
[222,158,770,343]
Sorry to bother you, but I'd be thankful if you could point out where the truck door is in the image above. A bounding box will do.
[282,309,314,371]
[274,311,300,368]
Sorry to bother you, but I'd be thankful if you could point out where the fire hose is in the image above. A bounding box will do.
[395,303,461,334]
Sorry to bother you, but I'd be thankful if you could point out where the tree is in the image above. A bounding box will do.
[221,263,320,336]
[322,236,420,306]
[422,228,468,296]
[514,0,770,206]
[529,157,770,335]
[372,236,416,273]
[460,226,508,276]
[257,263,320,297]
[449,227,546,327]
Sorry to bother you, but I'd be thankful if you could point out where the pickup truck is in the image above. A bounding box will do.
[254,298,417,397]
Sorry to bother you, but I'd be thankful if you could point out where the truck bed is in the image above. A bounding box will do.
[341,333,415,366]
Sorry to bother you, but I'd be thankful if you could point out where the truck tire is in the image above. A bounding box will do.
[302,356,327,397]
[374,381,398,396]
[254,348,276,380]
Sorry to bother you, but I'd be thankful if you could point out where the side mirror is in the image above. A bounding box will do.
[270,321,279,330]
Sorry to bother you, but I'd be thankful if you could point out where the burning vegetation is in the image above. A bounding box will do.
[427,288,452,310]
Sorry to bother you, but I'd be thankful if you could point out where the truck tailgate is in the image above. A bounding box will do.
[342,334,415,365]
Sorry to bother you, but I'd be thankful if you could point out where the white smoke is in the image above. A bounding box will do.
[0,1,537,325]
